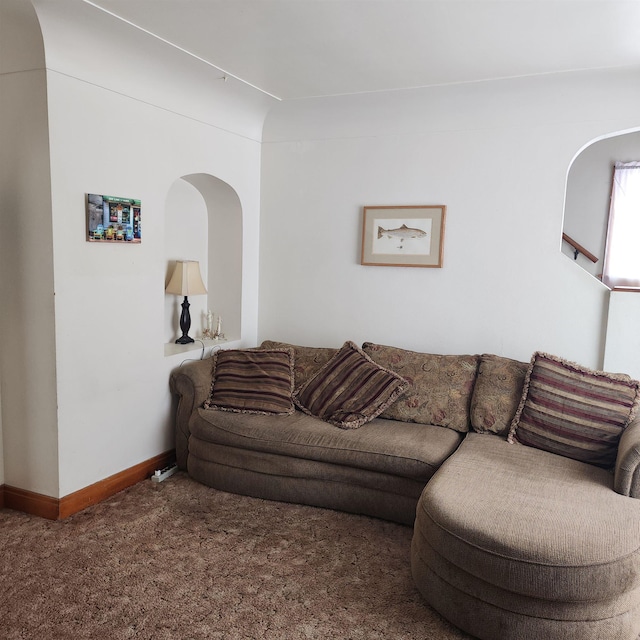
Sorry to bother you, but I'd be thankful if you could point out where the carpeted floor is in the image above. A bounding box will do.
[0,472,473,639]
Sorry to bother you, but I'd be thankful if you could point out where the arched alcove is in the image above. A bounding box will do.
[562,129,640,280]
[164,178,208,343]
[164,173,243,349]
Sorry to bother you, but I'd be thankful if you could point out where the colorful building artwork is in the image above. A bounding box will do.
[87,193,142,243]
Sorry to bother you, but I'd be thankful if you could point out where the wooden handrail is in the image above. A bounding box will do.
[562,233,598,263]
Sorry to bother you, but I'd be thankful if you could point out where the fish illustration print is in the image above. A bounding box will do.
[377,224,427,240]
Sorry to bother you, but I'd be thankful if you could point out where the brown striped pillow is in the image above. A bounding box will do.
[508,352,640,468]
[293,341,409,429]
[204,348,295,415]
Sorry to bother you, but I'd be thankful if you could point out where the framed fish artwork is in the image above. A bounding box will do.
[361,205,446,267]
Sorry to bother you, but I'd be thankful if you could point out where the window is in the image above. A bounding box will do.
[602,161,640,289]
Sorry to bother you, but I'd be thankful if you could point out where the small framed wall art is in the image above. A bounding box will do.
[86,193,142,243]
[361,205,446,267]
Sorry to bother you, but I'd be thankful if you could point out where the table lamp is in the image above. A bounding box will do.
[166,260,207,344]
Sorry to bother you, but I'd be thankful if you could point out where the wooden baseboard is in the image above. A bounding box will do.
[58,450,175,519]
[0,484,5,510]
[2,450,175,520]
[4,485,60,519]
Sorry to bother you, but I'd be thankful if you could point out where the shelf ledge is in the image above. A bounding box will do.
[164,337,229,358]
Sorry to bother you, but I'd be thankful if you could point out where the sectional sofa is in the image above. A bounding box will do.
[170,339,640,640]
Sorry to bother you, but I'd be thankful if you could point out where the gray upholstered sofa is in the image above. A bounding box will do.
[170,340,640,640]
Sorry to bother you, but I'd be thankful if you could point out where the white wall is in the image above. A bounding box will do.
[563,131,640,278]
[604,291,640,380]
[45,73,263,498]
[0,0,59,495]
[6,0,273,498]
[260,67,640,369]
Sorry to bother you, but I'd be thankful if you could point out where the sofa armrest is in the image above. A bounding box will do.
[615,416,640,499]
[169,357,214,470]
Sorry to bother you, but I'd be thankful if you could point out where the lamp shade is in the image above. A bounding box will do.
[165,260,207,296]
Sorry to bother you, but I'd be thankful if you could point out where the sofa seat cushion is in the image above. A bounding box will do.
[415,432,640,603]
[191,408,463,482]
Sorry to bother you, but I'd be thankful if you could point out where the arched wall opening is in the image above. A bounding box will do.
[561,128,640,379]
[562,128,640,280]
[164,173,243,349]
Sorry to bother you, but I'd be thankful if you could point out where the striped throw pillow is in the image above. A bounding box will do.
[508,352,640,468]
[293,341,409,429]
[204,348,295,415]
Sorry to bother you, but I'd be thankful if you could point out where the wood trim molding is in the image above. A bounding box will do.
[0,484,5,510]
[59,450,175,519]
[2,450,175,520]
[4,485,60,519]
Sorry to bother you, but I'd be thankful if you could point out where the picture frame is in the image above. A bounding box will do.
[361,205,446,267]
[86,193,142,243]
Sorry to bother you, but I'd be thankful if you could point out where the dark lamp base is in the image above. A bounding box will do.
[175,295,195,344]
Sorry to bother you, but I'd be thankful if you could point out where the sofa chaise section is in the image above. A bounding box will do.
[412,431,640,640]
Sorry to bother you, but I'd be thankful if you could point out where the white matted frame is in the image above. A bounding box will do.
[361,205,446,267]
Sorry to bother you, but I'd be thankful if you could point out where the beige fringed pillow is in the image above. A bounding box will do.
[260,340,338,389]
[470,354,528,436]
[293,341,409,429]
[362,343,478,433]
[508,352,640,468]
[204,348,295,416]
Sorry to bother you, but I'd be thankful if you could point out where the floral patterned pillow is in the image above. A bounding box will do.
[362,343,479,433]
[260,341,338,390]
[470,354,528,436]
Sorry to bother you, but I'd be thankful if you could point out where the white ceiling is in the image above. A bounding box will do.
[83,1,640,101]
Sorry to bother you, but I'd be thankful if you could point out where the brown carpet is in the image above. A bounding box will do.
[0,472,473,639]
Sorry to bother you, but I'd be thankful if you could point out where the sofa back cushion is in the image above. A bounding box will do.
[204,348,295,416]
[293,341,409,429]
[508,351,640,468]
[260,340,338,390]
[470,354,528,436]
[362,343,478,433]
